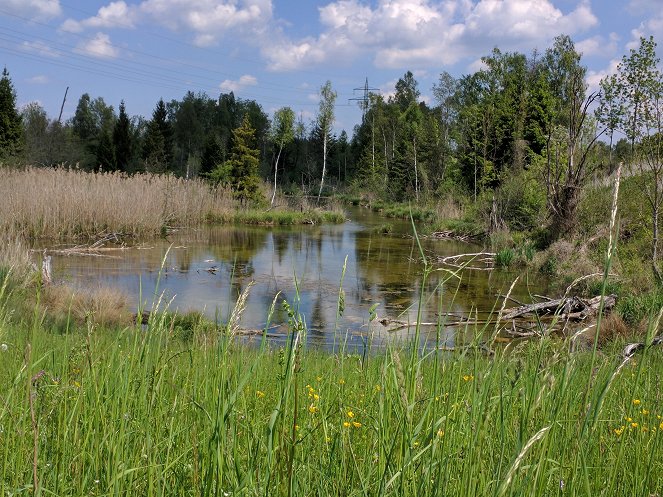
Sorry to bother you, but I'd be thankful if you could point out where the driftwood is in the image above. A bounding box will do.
[423,231,478,243]
[437,252,496,271]
[621,335,663,359]
[502,294,617,322]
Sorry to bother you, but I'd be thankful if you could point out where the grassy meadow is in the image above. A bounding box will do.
[0,271,662,496]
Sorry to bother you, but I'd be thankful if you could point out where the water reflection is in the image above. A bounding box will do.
[50,208,550,349]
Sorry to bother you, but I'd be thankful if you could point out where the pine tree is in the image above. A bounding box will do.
[142,99,173,172]
[0,67,23,159]
[200,133,224,176]
[228,115,262,204]
[112,101,132,172]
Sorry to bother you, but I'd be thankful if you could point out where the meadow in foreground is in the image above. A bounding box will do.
[0,272,661,497]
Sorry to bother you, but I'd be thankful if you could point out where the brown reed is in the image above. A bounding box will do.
[0,167,235,239]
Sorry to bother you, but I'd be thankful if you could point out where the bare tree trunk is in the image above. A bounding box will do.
[271,143,283,207]
[317,134,327,203]
[413,136,419,203]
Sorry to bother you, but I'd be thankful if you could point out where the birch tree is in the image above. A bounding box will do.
[270,107,295,206]
[603,36,663,282]
[317,81,336,202]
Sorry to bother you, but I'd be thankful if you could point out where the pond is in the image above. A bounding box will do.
[50,207,551,350]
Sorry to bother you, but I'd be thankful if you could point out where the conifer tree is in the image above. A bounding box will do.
[112,101,132,172]
[143,98,173,172]
[0,67,23,160]
[228,115,262,204]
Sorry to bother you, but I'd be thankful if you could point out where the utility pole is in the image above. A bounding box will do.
[349,78,379,122]
[57,86,69,124]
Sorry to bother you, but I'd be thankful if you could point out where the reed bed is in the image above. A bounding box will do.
[0,167,236,238]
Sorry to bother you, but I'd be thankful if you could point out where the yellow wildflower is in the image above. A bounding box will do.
[256,390,265,398]
[375,385,381,392]
[632,399,641,406]
[347,411,355,418]
[437,429,445,438]
[343,422,351,428]
[631,422,638,429]
[308,405,319,414]
[642,409,650,415]
[463,375,474,382]
[339,379,345,385]
[660,422,663,430]
[313,394,320,401]
[352,422,361,428]
[614,426,624,436]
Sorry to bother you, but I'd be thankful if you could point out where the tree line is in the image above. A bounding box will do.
[1,34,662,249]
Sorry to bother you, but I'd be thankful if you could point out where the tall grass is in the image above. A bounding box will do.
[0,294,661,496]
[0,167,343,239]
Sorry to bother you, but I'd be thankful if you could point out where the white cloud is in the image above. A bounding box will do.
[74,32,120,59]
[626,12,663,51]
[1,0,61,20]
[61,0,272,46]
[263,0,599,71]
[576,33,619,58]
[586,58,620,92]
[21,40,61,58]
[219,74,258,93]
[27,75,49,84]
[60,1,136,32]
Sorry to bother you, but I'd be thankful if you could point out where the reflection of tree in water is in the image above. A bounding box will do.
[204,226,268,304]
[353,231,420,300]
[273,232,289,264]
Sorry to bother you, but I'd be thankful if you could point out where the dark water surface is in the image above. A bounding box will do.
[51,208,550,349]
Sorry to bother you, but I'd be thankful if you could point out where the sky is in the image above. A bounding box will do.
[1,0,662,134]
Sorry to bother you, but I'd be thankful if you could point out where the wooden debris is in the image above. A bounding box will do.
[501,294,617,322]
[621,335,663,359]
[423,231,479,242]
[41,252,52,284]
[436,252,497,271]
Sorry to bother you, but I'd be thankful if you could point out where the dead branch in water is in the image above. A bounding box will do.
[436,252,496,271]
[501,294,617,321]
[420,230,480,243]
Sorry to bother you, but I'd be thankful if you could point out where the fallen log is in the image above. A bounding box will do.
[621,335,663,359]
[502,294,617,322]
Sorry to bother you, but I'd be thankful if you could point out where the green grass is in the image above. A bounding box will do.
[206,209,346,226]
[1,287,662,496]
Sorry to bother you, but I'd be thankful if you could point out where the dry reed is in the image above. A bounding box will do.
[0,167,235,239]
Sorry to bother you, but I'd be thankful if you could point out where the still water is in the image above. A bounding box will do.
[51,208,550,349]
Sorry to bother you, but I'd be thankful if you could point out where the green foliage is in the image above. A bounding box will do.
[142,98,173,172]
[112,101,132,172]
[617,290,663,325]
[373,223,393,234]
[227,115,263,204]
[495,248,515,267]
[0,67,23,160]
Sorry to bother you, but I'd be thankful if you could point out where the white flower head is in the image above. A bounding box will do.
[0,343,7,352]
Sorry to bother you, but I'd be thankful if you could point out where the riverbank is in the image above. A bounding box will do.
[0,290,661,496]
[339,170,663,329]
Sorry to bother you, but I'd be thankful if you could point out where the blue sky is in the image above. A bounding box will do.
[1,0,662,134]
